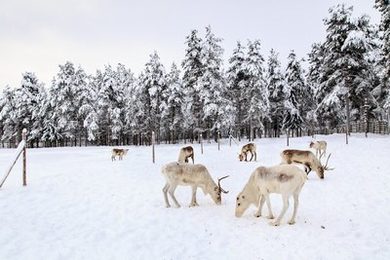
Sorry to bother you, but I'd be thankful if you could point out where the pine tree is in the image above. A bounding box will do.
[79,73,99,143]
[266,49,286,137]
[199,25,226,138]
[284,50,309,135]
[50,61,86,145]
[136,52,166,142]
[226,41,248,138]
[14,72,44,143]
[245,40,269,139]
[181,29,204,137]
[315,5,375,127]
[375,0,390,110]
[0,86,18,145]
[161,63,184,143]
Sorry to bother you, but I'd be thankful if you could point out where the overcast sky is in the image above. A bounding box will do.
[0,0,380,89]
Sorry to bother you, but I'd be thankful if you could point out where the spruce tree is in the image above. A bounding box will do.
[284,50,309,135]
[161,63,184,143]
[266,49,286,137]
[181,29,204,137]
[375,0,390,110]
[245,40,269,139]
[226,41,247,138]
[199,25,225,138]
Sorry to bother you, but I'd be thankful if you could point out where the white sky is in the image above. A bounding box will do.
[0,0,380,89]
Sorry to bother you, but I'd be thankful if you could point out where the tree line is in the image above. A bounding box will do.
[1,3,389,148]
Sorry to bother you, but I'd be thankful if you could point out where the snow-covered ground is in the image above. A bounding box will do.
[1,134,389,260]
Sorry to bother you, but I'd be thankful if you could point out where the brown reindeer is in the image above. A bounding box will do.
[178,146,194,164]
[111,148,129,161]
[280,149,334,179]
[239,143,257,162]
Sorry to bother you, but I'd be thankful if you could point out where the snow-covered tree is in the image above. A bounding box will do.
[375,0,390,111]
[0,86,18,145]
[244,39,269,139]
[284,50,309,135]
[50,62,87,144]
[181,29,204,135]
[160,63,184,143]
[266,49,287,137]
[199,25,226,137]
[135,52,166,142]
[315,5,375,127]
[13,72,44,143]
[226,41,248,138]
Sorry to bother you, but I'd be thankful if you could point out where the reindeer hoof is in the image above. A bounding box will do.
[288,220,296,225]
[254,213,261,218]
[166,205,171,208]
[270,221,280,226]
[267,215,275,219]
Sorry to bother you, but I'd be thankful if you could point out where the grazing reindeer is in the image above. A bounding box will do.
[111,148,129,161]
[280,149,334,179]
[178,146,194,164]
[235,164,307,226]
[238,143,257,162]
[161,162,229,207]
[309,140,327,158]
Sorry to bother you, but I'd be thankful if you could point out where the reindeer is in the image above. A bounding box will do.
[161,162,229,207]
[238,143,257,162]
[280,149,334,179]
[235,164,307,226]
[178,146,194,164]
[111,148,129,161]
[309,140,327,158]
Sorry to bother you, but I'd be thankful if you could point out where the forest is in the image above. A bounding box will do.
[1,3,389,147]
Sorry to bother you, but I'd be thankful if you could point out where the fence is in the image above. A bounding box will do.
[0,129,27,188]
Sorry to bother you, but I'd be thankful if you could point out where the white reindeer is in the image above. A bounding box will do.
[178,146,194,164]
[309,140,327,158]
[235,164,307,226]
[161,162,229,208]
[280,149,334,179]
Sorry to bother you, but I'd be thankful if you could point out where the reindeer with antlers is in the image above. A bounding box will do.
[309,140,327,158]
[161,162,229,207]
[280,149,334,179]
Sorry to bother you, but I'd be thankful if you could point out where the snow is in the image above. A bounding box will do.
[1,134,390,259]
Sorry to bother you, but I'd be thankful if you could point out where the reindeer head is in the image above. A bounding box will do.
[317,153,334,179]
[235,192,253,217]
[238,153,244,162]
[210,175,229,205]
[309,141,315,148]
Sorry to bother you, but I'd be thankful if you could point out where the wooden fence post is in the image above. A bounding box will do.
[200,133,203,154]
[152,131,155,163]
[287,129,290,147]
[22,129,27,186]
[217,131,221,151]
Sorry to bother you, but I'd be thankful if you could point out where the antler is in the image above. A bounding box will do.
[323,153,335,171]
[218,175,230,194]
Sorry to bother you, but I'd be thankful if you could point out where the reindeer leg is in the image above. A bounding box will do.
[245,152,248,162]
[265,194,274,219]
[288,192,300,225]
[271,194,290,226]
[168,185,180,208]
[163,183,171,208]
[190,186,199,207]
[254,195,265,218]
[249,152,254,162]
[255,151,257,161]
[191,154,194,164]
